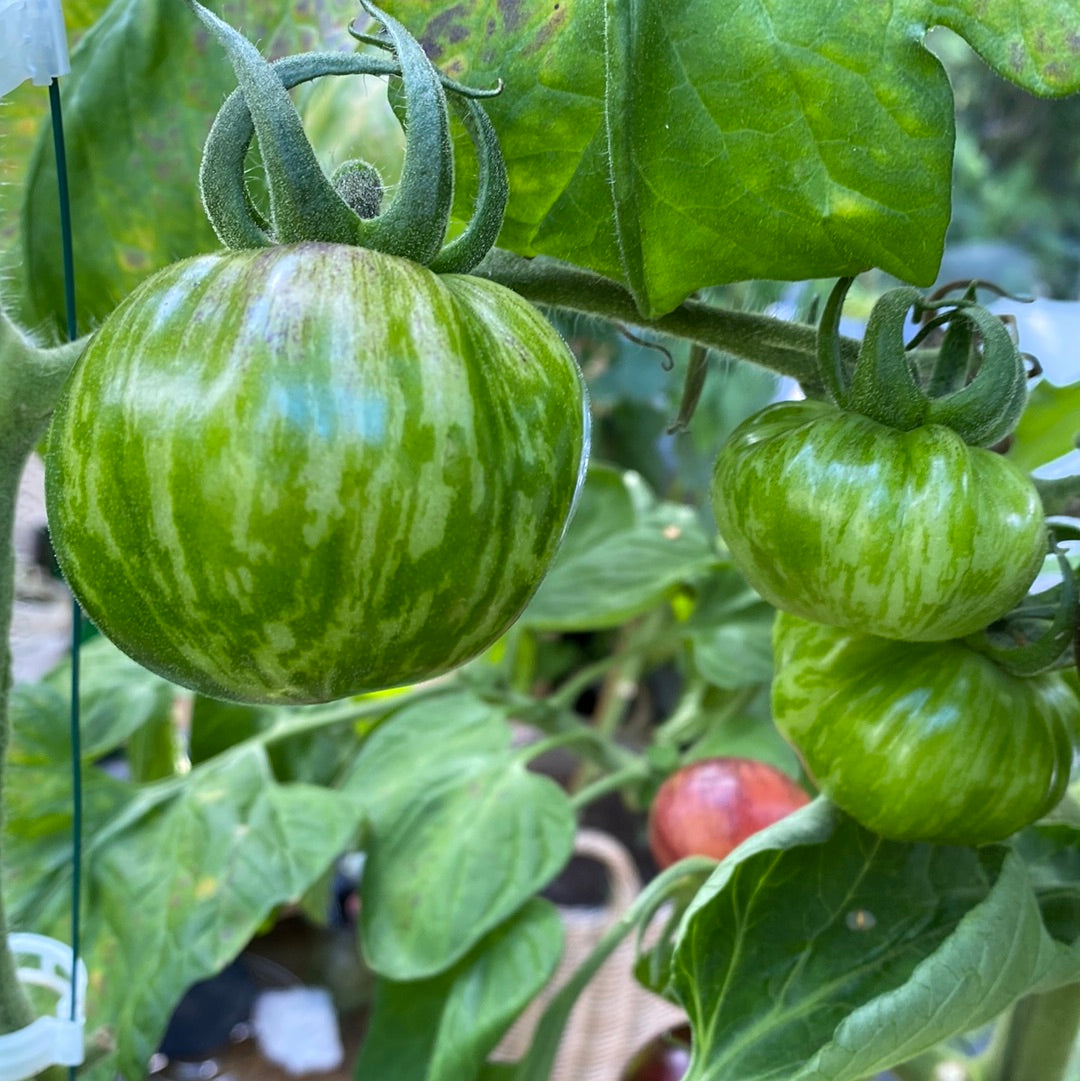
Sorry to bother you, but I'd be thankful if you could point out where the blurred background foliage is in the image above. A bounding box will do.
[933,27,1080,300]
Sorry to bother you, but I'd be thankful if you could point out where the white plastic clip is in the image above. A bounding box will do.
[0,933,87,1081]
[0,0,70,98]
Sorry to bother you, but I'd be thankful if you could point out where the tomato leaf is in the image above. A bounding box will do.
[13,0,362,335]
[522,466,715,630]
[24,636,176,761]
[385,0,1080,316]
[3,737,362,1080]
[682,568,775,690]
[342,691,576,981]
[1009,380,1080,473]
[353,899,563,1081]
[668,800,1080,1081]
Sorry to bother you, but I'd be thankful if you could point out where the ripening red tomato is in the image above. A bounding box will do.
[621,1026,692,1081]
[647,757,810,869]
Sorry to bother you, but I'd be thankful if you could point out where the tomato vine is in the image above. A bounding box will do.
[2,2,1080,1078]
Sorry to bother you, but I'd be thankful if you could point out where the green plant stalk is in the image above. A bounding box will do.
[978,984,1080,1081]
[531,708,640,775]
[888,1052,959,1081]
[568,762,650,811]
[510,856,718,1081]
[0,313,84,1032]
[0,464,33,1033]
[475,249,860,389]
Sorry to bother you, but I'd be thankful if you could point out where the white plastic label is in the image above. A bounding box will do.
[0,0,70,98]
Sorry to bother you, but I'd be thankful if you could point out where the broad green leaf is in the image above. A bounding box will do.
[353,899,563,1081]
[669,800,1080,1081]
[1009,380,1080,472]
[682,569,775,690]
[342,691,576,980]
[386,0,1080,316]
[523,466,715,630]
[4,739,362,1081]
[40,635,178,760]
[189,694,277,764]
[15,0,364,335]
[188,687,391,783]
[4,709,135,930]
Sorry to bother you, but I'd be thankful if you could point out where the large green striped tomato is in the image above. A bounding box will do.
[772,612,1077,844]
[711,400,1046,641]
[46,242,589,704]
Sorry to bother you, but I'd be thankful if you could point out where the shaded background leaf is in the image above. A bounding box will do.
[12,0,380,336]
[522,466,716,631]
[342,691,576,980]
[1008,380,1080,473]
[681,568,775,691]
[353,899,563,1081]
[4,738,363,1079]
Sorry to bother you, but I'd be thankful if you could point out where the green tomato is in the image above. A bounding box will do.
[771,611,1077,844]
[711,400,1046,641]
[46,242,589,704]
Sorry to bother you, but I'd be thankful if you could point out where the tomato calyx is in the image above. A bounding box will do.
[968,540,1080,678]
[189,0,508,272]
[816,276,1030,447]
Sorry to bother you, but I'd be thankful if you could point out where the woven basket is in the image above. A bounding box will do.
[491,829,687,1081]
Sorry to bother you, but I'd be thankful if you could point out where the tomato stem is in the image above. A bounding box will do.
[979,984,1080,1081]
[568,762,650,812]
[0,311,84,1033]
[474,249,860,388]
[508,856,717,1081]
[546,637,672,715]
[0,467,34,1034]
[190,2,388,248]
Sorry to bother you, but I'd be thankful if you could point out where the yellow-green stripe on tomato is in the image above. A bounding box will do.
[46,242,589,704]
[712,400,1046,642]
[771,611,1076,845]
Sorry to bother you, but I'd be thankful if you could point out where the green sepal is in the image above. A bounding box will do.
[921,303,1029,447]
[198,51,384,250]
[926,309,975,398]
[189,1,374,247]
[968,547,1079,678]
[833,283,1029,446]
[427,93,508,275]
[351,0,456,263]
[196,5,507,273]
[190,0,456,264]
[353,27,508,274]
[848,286,928,430]
[815,276,856,408]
